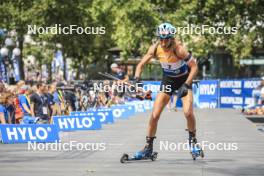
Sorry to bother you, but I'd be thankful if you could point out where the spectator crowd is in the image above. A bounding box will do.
[0,78,136,125]
[0,63,144,125]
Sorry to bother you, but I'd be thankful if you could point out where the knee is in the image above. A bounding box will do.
[150,112,160,125]
[184,110,194,119]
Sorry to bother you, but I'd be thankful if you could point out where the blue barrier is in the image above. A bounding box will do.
[198,80,219,108]
[53,115,102,131]
[143,79,262,108]
[219,79,261,108]
[71,108,114,124]
[119,104,136,116]
[125,101,146,113]
[111,105,135,119]
[242,79,260,107]
[137,100,154,110]
[1,79,259,144]
[219,80,243,108]
[0,102,151,144]
[0,124,59,144]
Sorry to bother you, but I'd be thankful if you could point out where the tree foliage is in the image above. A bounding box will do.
[0,0,263,78]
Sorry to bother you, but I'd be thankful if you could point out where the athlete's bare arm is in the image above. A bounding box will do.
[185,57,198,85]
[134,45,156,78]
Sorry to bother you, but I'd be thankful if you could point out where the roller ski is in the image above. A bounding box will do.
[188,130,204,160]
[120,137,158,163]
[120,151,158,163]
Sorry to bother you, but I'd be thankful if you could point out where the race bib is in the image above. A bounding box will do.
[160,61,184,71]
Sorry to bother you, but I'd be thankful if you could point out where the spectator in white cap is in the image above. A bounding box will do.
[110,63,129,82]
[110,63,118,69]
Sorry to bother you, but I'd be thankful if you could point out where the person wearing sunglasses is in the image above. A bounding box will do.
[133,23,199,158]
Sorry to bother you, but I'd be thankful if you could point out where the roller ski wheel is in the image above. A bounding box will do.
[120,153,129,163]
[200,149,205,158]
[151,152,158,161]
[190,144,204,160]
[192,153,196,160]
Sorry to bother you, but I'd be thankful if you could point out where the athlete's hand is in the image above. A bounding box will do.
[177,83,191,99]
[131,77,143,88]
[144,90,152,100]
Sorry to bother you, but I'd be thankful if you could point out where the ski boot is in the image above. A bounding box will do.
[188,130,204,160]
[120,136,158,163]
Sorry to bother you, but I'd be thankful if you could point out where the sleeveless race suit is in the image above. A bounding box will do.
[155,41,192,95]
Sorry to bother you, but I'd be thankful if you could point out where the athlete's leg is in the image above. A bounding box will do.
[136,92,170,158]
[147,92,171,137]
[181,90,196,132]
[182,90,197,145]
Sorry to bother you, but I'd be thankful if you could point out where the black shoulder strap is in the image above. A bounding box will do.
[184,51,192,62]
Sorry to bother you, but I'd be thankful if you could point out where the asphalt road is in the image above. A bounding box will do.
[1,109,264,176]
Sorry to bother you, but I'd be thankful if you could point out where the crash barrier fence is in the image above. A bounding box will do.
[0,79,261,143]
[143,79,261,109]
[0,101,153,143]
